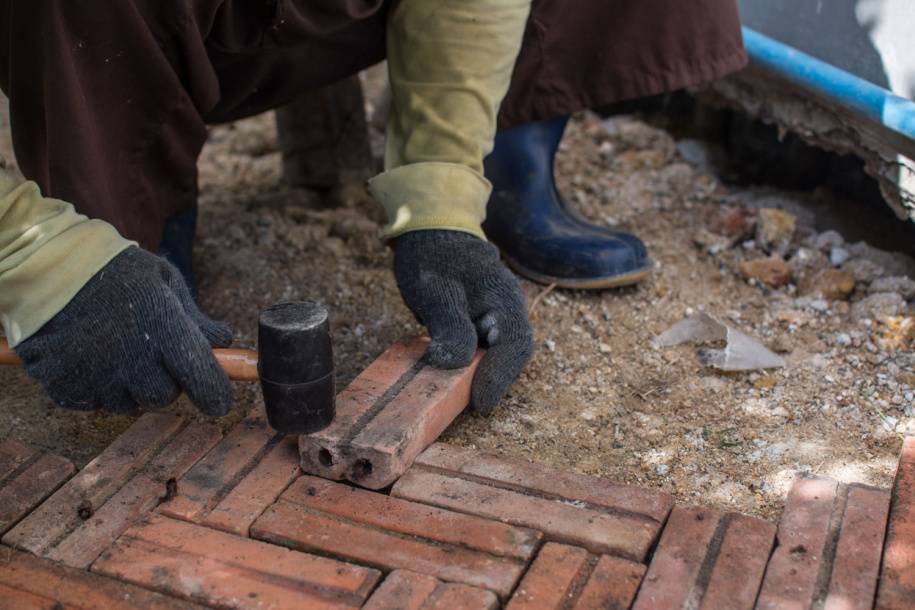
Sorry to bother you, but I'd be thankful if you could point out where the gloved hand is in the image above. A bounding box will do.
[394,229,534,414]
[15,247,233,415]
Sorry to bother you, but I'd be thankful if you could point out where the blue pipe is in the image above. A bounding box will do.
[742,26,915,143]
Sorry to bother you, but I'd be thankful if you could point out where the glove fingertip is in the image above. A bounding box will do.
[200,319,234,348]
[422,339,476,370]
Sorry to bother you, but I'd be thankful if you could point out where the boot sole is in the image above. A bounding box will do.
[505,257,654,290]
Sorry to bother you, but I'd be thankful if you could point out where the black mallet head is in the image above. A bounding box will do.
[257,301,335,434]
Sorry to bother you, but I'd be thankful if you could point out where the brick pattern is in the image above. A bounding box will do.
[632,506,775,610]
[299,338,483,489]
[757,476,891,610]
[363,570,498,610]
[506,542,644,610]
[93,514,381,610]
[391,443,673,561]
[251,475,540,598]
[2,413,219,565]
[0,439,74,535]
[877,436,915,610]
[0,546,208,609]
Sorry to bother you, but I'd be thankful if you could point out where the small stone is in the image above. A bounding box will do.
[790,247,829,277]
[807,230,844,251]
[756,208,797,254]
[739,256,792,288]
[655,464,670,476]
[834,333,852,347]
[598,343,612,354]
[807,269,856,300]
[714,207,757,239]
[851,292,906,321]
[544,339,556,352]
[868,276,915,299]
[830,247,850,267]
[752,376,778,390]
[847,241,915,277]
[842,258,886,284]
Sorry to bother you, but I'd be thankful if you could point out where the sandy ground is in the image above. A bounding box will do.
[2,105,913,522]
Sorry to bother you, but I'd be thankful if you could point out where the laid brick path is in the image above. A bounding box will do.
[1,339,913,609]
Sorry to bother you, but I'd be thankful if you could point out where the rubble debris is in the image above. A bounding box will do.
[805,269,856,301]
[868,276,915,300]
[847,242,915,278]
[850,293,906,322]
[739,256,792,288]
[654,313,785,371]
[756,208,796,255]
[806,230,844,252]
[841,258,886,284]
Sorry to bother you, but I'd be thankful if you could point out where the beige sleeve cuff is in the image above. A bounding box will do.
[0,174,134,346]
[368,162,491,241]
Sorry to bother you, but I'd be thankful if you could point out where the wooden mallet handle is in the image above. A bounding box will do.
[0,337,258,381]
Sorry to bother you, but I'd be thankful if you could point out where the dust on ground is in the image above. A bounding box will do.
[2,108,912,522]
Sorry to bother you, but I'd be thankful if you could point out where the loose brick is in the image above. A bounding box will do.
[251,477,532,597]
[826,485,890,610]
[0,584,59,610]
[392,467,659,560]
[92,514,381,610]
[877,436,915,610]
[506,543,644,610]
[203,434,301,535]
[414,443,672,522]
[633,507,775,610]
[0,451,74,535]
[0,546,206,609]
[0,437,38,483]
[158,406,277,523]
[364,571,498,610]
[47,422,221,568]
[756,476,839,610]
[300,338,482,489]
[3,412,183,554]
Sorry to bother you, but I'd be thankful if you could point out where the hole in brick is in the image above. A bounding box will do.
[318,449,334,467]
[351,459,374,479]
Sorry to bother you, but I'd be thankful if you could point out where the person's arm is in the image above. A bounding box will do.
[371,0,535,414]
[0,165,131,346]
[0,165,234,415]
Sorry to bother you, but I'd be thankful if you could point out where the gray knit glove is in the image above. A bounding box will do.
[15,247,233,415]
[394,230,534,414]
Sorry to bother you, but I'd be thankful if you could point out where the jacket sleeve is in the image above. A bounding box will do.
[0,166,133,346]
[368,0,532,241]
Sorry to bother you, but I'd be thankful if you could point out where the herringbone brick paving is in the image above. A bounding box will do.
[1,339,912,609]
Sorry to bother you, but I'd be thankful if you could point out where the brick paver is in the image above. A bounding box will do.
[877,436,915,610]
[0,546,207,609]
[757,476,892,610]
[506,542,644,610]
[364,570,499,610]
[0,443,74,535]
[632,506,775,610]
[3,413,184,554]
[158,407,279,523]
[252,475,538,597]
[391,443,672,561]
[300,338,482,490]
[92,513,381,610]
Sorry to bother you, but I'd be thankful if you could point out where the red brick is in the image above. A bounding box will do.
[0,451,74,534]
[364,571,498,610]
[158,407,275,523]
[0,546,206,609]
[506,543,645,610]
[300,340,426,481]
[2,412,183,554]
[202,434,301,535]
[92,514,381,610]
[391,467,659,561]
[279,475,540,560]
[756,476,839,610]
[0,584,60,610]
[575,555,645,610]
[414,443,672,522]
[0,437,38,482]
[300,338,482,489]
[826,485,890,610]
[47,422,221,568]
[877,436,915,610]
[251,477,531,597]
[633,507,775,610]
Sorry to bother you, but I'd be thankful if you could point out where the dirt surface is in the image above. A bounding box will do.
[2,105,913,522]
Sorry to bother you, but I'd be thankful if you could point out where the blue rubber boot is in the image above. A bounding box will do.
[157,206,198,297]
[483,116,652,289]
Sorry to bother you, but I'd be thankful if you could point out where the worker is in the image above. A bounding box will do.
[0,1,744,417]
